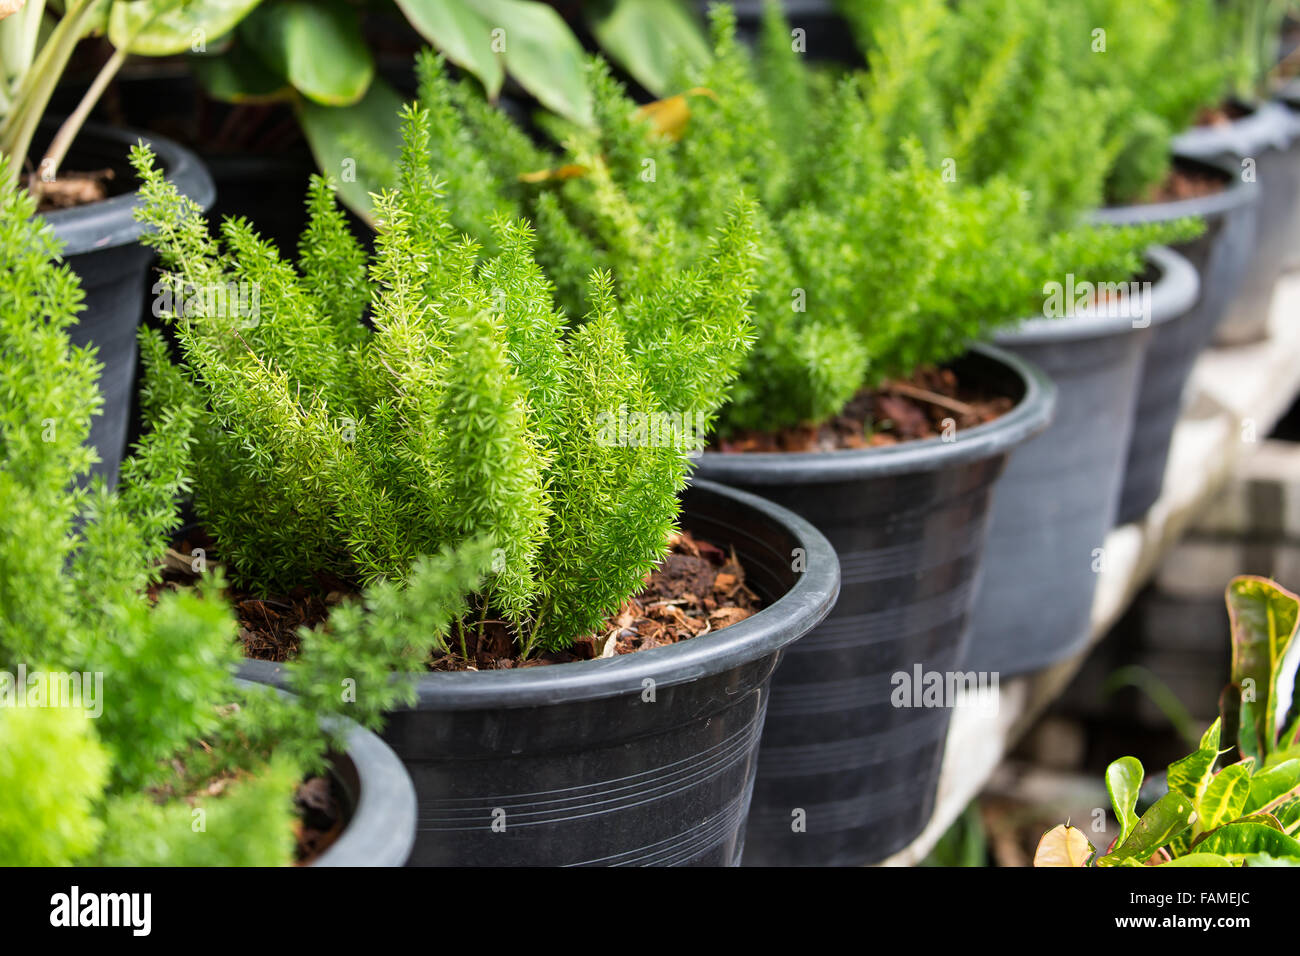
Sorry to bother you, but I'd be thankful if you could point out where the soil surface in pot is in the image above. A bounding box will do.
[1135,164,1226,205]
[715,364,1012,453]
[159,530,763,671]
[149,762,344,864]
[27,168,119,211]
[293,774,344,864]
[1194,101,1254,126]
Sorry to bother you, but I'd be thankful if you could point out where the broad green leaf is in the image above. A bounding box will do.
[1032,824,1093,867]
[1196,763,1252,833]
[587,0,711,96]
[1097,790,1195,866]
[1230,812,1286,832]
[1167,719,1221,802]
[1245,758,1300,814]
[1265,743,1300,769]
[1222,576,1300,762]
[108,0,261,56]
[1161,853,1234,867]
[1242,852,1300,866]
[1105,756,1143,844]
[473,0,592,126]
[241,0,373,106]
[297,76,404,223]
[395,0,504,99]
[189,42,292,104]
[1193,821,1300,862]
[1276,800,1300,831]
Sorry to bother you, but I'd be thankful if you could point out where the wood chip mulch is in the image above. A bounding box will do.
[716,365,1012,453]
[161,530,763,672]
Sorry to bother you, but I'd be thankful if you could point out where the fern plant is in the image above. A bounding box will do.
[838,0,1236,211]
[130,98,758,657]
[0,153,488,865]
[405,3,1191,435]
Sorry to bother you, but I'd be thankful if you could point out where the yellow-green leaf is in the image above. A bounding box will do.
[1194,821,1300,862]
[1246,758,1300,814]
[1223,576,1300,762]
[1098,790,1195,866]
[1161,853,1234,867]
[108,0,261,56]
[1197,763,1252,833]
[1167,718,1221,802]
[1106,755,1143,844]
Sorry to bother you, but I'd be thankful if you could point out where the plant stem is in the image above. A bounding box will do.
[1,0,99,191]
[880,380,976,418]
[38,43,127,186]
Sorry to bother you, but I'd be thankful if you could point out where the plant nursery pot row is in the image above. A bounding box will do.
[1094,154,1259,525]
[693,345,1055,865]
[1171,101,1300,345]
[240,481,840,866]
[968,245,1200,677]
[36,120,214,490]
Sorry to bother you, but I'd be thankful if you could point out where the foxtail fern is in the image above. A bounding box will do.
[131,103,759,654]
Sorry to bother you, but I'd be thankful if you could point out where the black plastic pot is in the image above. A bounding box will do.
[1172,101,1300,344]
[240,481,838,866]
[691,346,1054,866]
[36,122,214,489]
[234,680,417,867]
[967,247,1200,677]
[1093,155,1258,525]
[1277,79,1300,273]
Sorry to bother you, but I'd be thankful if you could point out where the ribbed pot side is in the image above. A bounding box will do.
[968,246,1200,677]
[240,481,839,866]
[692,345,1055,866]
[1093,156,1259,524]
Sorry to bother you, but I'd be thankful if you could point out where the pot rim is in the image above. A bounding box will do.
[690,343,1054,484]
[1091,153,1258,225]
[36,120,216,257]
[311,716,417,867]
[993,244,1200,345]
[231,679,416,867]
[1172,99,1298,158]
[238,480,840,711]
